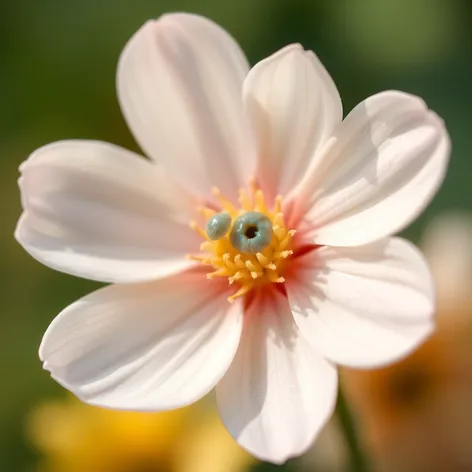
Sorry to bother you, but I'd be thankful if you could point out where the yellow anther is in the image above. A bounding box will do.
[198,207,216,219]
[273,226,286,241]
[187,255,212,264]
[254,190,268,214]
[251,271,263,279]
[273,213,284,230]
[234,254,245,269]
[245,260,259,272]
[238,188,252,211]
[213,257,225,268]
[279,236,291,251]
[256,252,270,266]
[255,253,277,270]
[267,270,283,283]
[213,187,238,213]
[200,241,213,252]
[211,239,227,257]
[190,221,208,240]
[207,268,230,279]
[279,230,296,250]
[228,284,253,303]
[223,253,237,270]
[229,271,245,285]
[274,195,283,213]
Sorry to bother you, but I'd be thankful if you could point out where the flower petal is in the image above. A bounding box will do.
[294,91,450,246]
[117,13,254,201]
[286,237,435,368]
[16,140,199,283]
[244,44,342,200]
[217,288,338,464]
[40,272,242,411]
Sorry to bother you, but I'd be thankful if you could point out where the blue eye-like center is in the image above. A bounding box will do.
[230,212,273,254]
[206,212,232,240]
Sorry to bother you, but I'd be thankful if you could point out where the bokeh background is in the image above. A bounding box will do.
[1,0,472,471]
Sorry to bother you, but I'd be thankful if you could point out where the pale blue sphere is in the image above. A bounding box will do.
[230,212,273,254]
[206,212,232,240]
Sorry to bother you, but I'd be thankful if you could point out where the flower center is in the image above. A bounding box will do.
[188,181,296,303]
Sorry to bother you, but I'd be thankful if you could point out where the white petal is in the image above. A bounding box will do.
[217,289,338,464]
[245,44,342,199]
[117,13,254,201]
[294,91,450,246]
[287,238,435,368]
[16,140,199,283]
[40,272,242,411]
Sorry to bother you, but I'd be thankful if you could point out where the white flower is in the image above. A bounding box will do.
[15,13,450,464]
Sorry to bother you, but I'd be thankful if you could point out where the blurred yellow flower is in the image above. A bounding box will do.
[341,213,472,472]
[27,396,255,472]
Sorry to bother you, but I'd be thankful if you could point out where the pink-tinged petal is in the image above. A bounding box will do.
[217,288,338,464]
[40,272,242,411]
[293,91,450,246]
[16,140,199,283]
[117,13,254,202]
[245,44,342,200]
[286,237,435,368]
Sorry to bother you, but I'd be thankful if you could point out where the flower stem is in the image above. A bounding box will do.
[336,386,369,472]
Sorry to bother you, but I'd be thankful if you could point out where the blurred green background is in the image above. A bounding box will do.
[1,0,471,471]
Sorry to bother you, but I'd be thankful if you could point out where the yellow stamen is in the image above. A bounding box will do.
[207,268,230,279]
[273,226,286,241]
[238,188,252,211]
[229,271,245,285]
[199,241,213,252]
[228,284,253,303]
[273,213,285,231]
[256,252,277,270]
[267,271,285,283]
[190,221,208,240]
[213,187,238,213]
[256,252,270,266]
[245,260,260,272]
[223,253,237,271]
[274,195,283,214]
[187,255,212,264]
[277,250,293,259]
[188,182,295,303]
[197,207,216,219]
[279,230,296,251]
[234,254,245,269]
[254,190,268,214]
